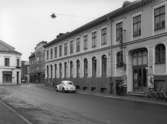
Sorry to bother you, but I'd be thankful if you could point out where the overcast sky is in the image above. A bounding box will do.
[0,0,134,60]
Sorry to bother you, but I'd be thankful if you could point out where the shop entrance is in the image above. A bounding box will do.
[133,66,147,91]
[131,48,148,92]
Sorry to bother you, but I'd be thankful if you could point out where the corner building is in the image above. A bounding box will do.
[45,0,167,95]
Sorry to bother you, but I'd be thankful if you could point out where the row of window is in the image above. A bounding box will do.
[3,58,20,67]
[116,44,166,68]
[46,55,107,79]
[116,5,166,42]
[46,27,107,60]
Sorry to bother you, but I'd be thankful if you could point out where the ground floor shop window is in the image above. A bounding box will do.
[3,71,12,83]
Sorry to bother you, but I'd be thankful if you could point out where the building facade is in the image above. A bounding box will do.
[0,40,21,85]
[29,41,47,83]
[45,0,167,94]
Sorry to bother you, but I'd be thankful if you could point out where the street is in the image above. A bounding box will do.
[0,84,167,124]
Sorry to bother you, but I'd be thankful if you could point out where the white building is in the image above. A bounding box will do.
[0,40,22,85]
[45,0,167,95]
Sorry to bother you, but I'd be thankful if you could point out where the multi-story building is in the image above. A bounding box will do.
[29,41,47,83]
[45,0,167,95]
[0,40,21,85]
[111,0,167,94]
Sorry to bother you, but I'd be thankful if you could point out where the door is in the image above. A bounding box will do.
[133,66,147,91]
[17,72,19,84]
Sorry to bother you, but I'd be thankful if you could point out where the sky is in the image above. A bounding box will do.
[0,0,134,60]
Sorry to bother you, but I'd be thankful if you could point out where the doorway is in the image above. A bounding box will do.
[131,48,148,92]
[17,72,19,84]
[133,66,147,91]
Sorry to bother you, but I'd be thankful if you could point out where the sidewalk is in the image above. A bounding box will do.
[77,90,167,106]
[0,100,30,124]
[35,84,167,106]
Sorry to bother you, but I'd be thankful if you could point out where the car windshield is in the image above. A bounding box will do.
[68,82,73,85]
[61,81,73,85]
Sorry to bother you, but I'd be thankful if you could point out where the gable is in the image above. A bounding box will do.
[0,40,15,51]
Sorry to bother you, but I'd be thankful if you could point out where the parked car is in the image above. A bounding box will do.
[56,80,76,93]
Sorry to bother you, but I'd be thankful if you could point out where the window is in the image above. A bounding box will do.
[83,35,88,50]
[50,65,53,79]
[101,28,107,45]
[70,40,74,54]
[116,22,123,42]
[54,47,57,58]
[64,43,68,56]
[50,48,53,59]
[16,59,20,67]
[46,50,49,60]
[70,61,73,78]
[76,38,80,52]
[132,49,148,66]
[64,62,67,78]
[5,58,10,66]
[76,60,80,78]
[84,59,88,77]
[47,65,49,78]
[117,51,123,67]
[133,15,141,37]
[59,45,62,57]
[59,63,62,78]
[54,64,57,78]
[155,44,166,64]
[102,55,107,77]
[92,31,97,48]
[154,5,165,31]
[92,57,97,77]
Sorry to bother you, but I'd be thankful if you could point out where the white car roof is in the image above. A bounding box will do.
[61,80,73,84]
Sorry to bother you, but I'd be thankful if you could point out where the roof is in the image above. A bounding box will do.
[45,0,154,48]
[29,52,35,59]
[0,50,22,55]
[0,40,22,55]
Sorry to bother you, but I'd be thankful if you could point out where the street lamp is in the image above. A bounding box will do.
[50,13,56,19]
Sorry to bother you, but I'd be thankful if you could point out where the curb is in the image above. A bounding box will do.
[77,91,167,106]
[0,100,33,124]
[36,84,167,106]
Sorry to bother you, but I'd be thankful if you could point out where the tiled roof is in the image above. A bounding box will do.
[45,0,154,48]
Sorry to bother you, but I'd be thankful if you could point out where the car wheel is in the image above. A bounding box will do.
[55,87,58,92]
[62,88,65,93]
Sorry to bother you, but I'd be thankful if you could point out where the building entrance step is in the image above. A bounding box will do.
[128,91,145,97]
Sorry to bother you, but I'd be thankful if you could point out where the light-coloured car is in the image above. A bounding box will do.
[56,80,76,93]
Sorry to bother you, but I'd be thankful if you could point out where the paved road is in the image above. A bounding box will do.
[0,100,28,124]
[0,84,167,124]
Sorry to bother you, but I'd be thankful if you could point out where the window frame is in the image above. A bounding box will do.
[5,58,10,67]
[155,44,166,64]
[154,5,166,31]
[83,35,88,50]
[116,22,123,42]
[70,40,74,54]
[92,31,97,48]
[101,27,107,45]
[116,51,124,68]
[133,14,141,38]
[76,37,80,52]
